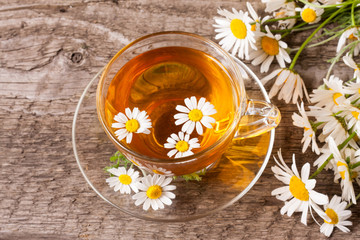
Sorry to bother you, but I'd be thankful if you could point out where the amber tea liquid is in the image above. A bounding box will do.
[104,47,236,160]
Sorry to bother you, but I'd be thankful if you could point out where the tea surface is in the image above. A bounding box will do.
[105,46,236,159]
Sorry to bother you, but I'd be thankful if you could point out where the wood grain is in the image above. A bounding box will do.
[0,0,359,239]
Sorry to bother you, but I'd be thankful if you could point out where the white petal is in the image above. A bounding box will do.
[176,105,190,113]
[125,108,132,119]
[184,98,194,110]
[196,121,204,135]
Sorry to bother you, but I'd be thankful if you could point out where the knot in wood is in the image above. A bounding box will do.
[71,52,83,64]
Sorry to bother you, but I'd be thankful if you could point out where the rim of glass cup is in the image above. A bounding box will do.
[72,57,275,222]
[96,31,247,164]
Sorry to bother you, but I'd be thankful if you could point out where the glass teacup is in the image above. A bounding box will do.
[96,31,280,176]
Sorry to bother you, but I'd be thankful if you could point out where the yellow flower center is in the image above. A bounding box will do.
[304,127,313,137]
[230,19,247,39]
[118,174,132,185]
[251,24,256,31]
[175,140,189,152]
[332,92,342,105]
[289,176,309,201]
[188,109,203,122]
[324,208,339,225]
[125,119,140,132]
[146,185,162,199]
[337,161,347,180]
[349,33,358,40]
[152,169,165,175]
[352,111,360,120]
[261,36,279,56]
[301,8,317,23]
[358,88,360,95]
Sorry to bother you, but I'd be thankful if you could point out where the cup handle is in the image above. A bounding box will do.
[235,99,281,139]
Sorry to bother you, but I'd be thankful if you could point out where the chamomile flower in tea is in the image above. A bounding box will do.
[112,108,152,144]
[164,131,200,158]
[174,96,217,135]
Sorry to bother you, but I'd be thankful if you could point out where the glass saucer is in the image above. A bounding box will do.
[72,57,275,222]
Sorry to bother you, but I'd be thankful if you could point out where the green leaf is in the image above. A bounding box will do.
[104,151,133,175]
[179,168,206,182]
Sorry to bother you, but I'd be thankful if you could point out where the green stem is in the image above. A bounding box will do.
[263,15,301,24]
[346,192,360,209]
[350,161,360,169]
[309,132,357,179]
[290,30,344,52]
[351,0,356,26]
[325,40,360,80]
[289,6,347,70]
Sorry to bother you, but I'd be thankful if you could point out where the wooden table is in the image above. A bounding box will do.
[1,0,359,239]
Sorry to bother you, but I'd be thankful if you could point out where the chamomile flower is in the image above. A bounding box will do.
[271,150,329,225]
[335,103,360,134]
[296,3,324,25]
[261,68,309,104]
[343,55,360,82]
[174,96,216,135]
[213,8,257,59]
[310,75,351,110]
[320,195,352,237]
[112,107,152,144]
[308,106,357,148]
[142,164,173,176]
[273,2,297,29]
[106,167,141,194]
[337,26,360,56]
[345,81,360,103]
[164,131,200,158]
[249,25,291,73]
[246,2,270,32]
[292,102,320,154]
[132,174,176,211]
[328,138,357,204]
[262,0,287,13]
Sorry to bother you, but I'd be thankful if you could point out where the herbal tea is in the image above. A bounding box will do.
[104,46,236,160]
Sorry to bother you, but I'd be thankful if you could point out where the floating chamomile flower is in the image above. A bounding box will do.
[213,8,256,59]
[132,174,176,211]
[329,138,357,204]
[106,167,141,194]
[343,55,360,82]
[249,25,291,73]
[296,3,324,25]
[261,68,309,104]
[112,107,152,144]
[261,0,287,13]
[271,149,329,225]
[320,195,352,237]
[174,96,216,135]
[310,75,351,110]
[164,131,200,159]
[292,102,320,155]
[337,26,360,56]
